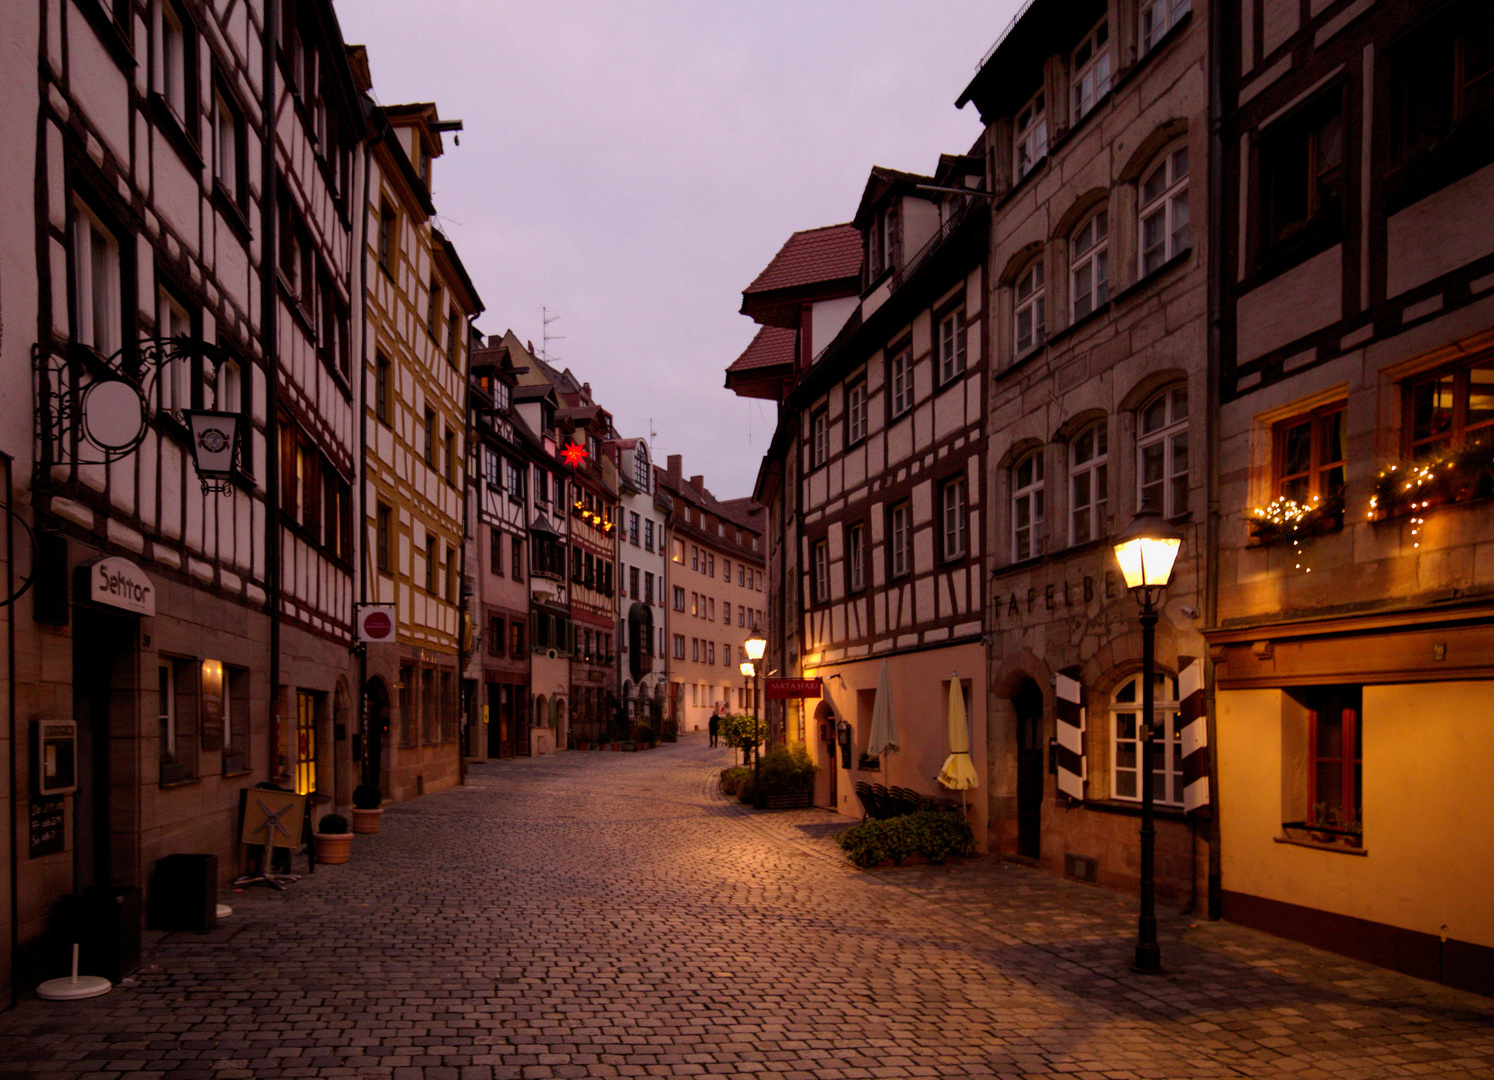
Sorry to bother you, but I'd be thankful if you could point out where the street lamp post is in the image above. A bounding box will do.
[1111,508,1183,975]
[743,633,767,810]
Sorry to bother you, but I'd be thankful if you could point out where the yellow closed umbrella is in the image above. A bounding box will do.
[937,673,978,809]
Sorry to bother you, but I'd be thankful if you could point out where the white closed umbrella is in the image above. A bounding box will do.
[938,673,978,811]
[866,660,899,774]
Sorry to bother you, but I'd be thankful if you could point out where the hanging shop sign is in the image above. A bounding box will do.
[88,556,156,616]
[357,603,397,643]
[766,677,822,700]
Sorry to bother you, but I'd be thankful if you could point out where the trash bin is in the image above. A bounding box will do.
[150,853,218,933]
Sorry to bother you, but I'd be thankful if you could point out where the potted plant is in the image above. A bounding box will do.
[351,784,383,835]
[313,813,353,864]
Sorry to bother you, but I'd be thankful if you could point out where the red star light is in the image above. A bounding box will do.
[560,442,588,467]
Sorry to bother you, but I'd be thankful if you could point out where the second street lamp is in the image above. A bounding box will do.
[743,633,767,809]
[1111,508,1183,975]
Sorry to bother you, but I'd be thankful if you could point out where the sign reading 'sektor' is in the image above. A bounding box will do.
[765,678,822,700]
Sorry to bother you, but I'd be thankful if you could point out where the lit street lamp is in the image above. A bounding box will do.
[1111,508,1183,974]
[743,633,767,809]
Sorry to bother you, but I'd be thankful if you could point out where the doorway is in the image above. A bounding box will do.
[1014,679,1044,860]
[72,608,135,890]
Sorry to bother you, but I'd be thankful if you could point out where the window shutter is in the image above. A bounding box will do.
[1178,656,1209,812]
[1054,666,1086,799]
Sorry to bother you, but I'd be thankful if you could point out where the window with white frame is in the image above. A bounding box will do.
[811,410,828,468]
[1072,20,1112,123]
[889,501,912,578]
[1069,423,1108,545]
[215,89,243,207]
[1140,0,1191,54]
[1014,89,1048,180]
[847,522,865,592]
[941,473,968,560]
[1111,671,1182,805]
[1071,208,1109,320]
[157,289,192,414]
[889,346,913,418]
[72,200,121,357]
[1139,144,1190,277]
[1012,451,1044,560]
[846,379,867,444]
[1138,386,1189,517]
[158,0,189,121]
[938,310,967,385]
[634,447,650,491]
[1014,260,1046,355]
[869,202,899,279]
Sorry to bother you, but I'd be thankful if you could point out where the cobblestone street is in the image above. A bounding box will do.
[2,737,1491,1080]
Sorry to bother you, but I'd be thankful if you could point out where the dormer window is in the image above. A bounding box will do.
[1072,20,1112,124]
[1015,90,1048,181]
[634,447,650,491]
[868,202,899,280]
[493,379,510,412]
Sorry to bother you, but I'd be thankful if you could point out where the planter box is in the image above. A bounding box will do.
[762,790,813,810]
[351,808,382,835]
[313,832,352,865]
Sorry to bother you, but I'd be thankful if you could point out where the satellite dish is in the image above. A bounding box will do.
[81,379,147,454]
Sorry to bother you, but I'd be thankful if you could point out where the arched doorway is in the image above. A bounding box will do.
[1013,679,1045,859]
[364,677,391,792]
[813,697,839,808]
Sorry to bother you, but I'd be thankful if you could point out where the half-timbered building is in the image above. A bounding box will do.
[467,334,532,760]
[352,59,481,803]
[1207,0,1494,995]
[608,437,670,737]
[9,0,366,990]
[959,0,1212,902]
[739,155,991,834]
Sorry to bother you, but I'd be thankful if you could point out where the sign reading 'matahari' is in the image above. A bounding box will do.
[766,677,822,700]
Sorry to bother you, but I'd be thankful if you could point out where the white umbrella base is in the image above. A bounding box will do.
[36,975,111,1000]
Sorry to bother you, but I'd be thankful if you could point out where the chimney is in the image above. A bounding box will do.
[667,454,682,479]
[690,475,704,490]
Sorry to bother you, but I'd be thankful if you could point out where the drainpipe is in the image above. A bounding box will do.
[261,0,282,786]
[456,321,471,786]
[355,109,374,789]
[1204,0,1225,922]
[5,453,17,1007]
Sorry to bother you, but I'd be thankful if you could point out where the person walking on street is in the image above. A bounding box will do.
[708,708,721,748]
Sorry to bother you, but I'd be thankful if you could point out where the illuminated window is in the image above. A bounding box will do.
[1111,672,1181,805]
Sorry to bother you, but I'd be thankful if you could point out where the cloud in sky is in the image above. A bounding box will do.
[337,0,1020,501]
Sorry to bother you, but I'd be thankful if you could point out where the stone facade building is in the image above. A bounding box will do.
[958,0,1212,902]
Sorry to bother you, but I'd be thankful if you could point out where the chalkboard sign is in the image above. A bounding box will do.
[29,796,64,858]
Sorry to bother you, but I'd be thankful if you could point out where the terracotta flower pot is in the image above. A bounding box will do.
[313,831,353,864]
[350,807,383,835]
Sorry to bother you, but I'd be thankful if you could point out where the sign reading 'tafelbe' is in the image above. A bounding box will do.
[89,556,156,617]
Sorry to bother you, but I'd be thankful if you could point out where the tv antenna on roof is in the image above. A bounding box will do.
[541,307,565,363]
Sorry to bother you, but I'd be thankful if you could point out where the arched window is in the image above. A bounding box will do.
[1014,259,1046,355]
[1069,422,1108,545]
[1139,143,1189,276]
[1137,386,1188,517]
[1070,208,1109,320]
[1011,450,1045,561]
[1111,671,1182,805]
[634,444,650,491]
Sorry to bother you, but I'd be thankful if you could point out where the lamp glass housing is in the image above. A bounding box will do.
[743,634,767,662]
[739,660,755,678]
[1112,512,1183,592]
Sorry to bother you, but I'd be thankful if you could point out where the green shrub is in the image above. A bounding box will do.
[736,773,756,804]
[719,766,751,795]
[756,744,817,796]
[317,813,349,835]
[352,784,382,810]
[836,811,973,867]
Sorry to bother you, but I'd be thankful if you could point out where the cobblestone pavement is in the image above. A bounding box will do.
[2,736,1491,1080]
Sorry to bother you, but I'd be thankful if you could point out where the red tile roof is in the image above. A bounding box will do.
[744,224,862,296]
[726,325,796,374]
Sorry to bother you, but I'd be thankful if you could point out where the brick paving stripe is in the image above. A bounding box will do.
[2,737,1491,1079]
